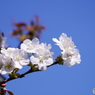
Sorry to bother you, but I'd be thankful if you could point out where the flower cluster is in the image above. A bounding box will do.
[0,48,29,74]
[0,38,53,74]
[53,33,81,67]
[0,33,81,75]
[21,38,54,71]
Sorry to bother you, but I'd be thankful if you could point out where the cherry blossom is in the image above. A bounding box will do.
[62,48,81,66]
[52,33,75,51]
[1,48,29,69]
[0,54,16,74]
[53,33,81,66]
[30,43,53,70]
[20,38,40,53]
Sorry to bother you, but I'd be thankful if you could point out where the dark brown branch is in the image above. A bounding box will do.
[0,61,58,85]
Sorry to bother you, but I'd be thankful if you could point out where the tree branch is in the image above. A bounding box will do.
[0,61,58,85]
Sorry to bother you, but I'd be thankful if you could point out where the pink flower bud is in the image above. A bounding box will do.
[1,83,7,87]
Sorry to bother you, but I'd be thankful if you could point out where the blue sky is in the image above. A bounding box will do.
[0,0,95,95]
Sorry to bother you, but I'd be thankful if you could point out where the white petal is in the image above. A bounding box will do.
[14,62,22,69]
[30,56,39,64]
[45,58,53,66]
[52,38,59,43]
[0,70,7,74]
[23,39,32,44]
[38,64,47,71]
[20,44,27,50]
[32,38,39,46]
[20,59,29,65]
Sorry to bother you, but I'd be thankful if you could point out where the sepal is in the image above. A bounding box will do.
[55,55,64,65]
[8,68,20,79]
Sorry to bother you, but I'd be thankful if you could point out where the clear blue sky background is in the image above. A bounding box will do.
[0,0,95,95]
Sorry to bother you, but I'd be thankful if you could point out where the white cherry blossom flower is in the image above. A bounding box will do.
[30,43,53,70]
[62,48,81,67]
[1,56,16,74]
[0,54,16,74]
[36,43,54,57]
[30,56,53,71]
[1,48,29,69]
[52,33,75,51]
[20,38,40,53]
[10,48,29,69]
[53,33,81,66]
[1,48,16,58]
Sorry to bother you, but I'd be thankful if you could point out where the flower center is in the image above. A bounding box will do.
[5,63,12,69]
[16,57,21,61]
[65,47,71,50]
[8,53,12,56]
[40,57,45,62]
[29,45,33,50]
[67,54,73,57]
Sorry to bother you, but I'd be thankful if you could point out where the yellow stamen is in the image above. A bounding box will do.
[16,57,21,61]
[40,57,45,62]
[5,63,12,69]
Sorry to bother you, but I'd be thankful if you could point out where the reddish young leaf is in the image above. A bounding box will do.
[13,22,26,28]
[7,90,14,95]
